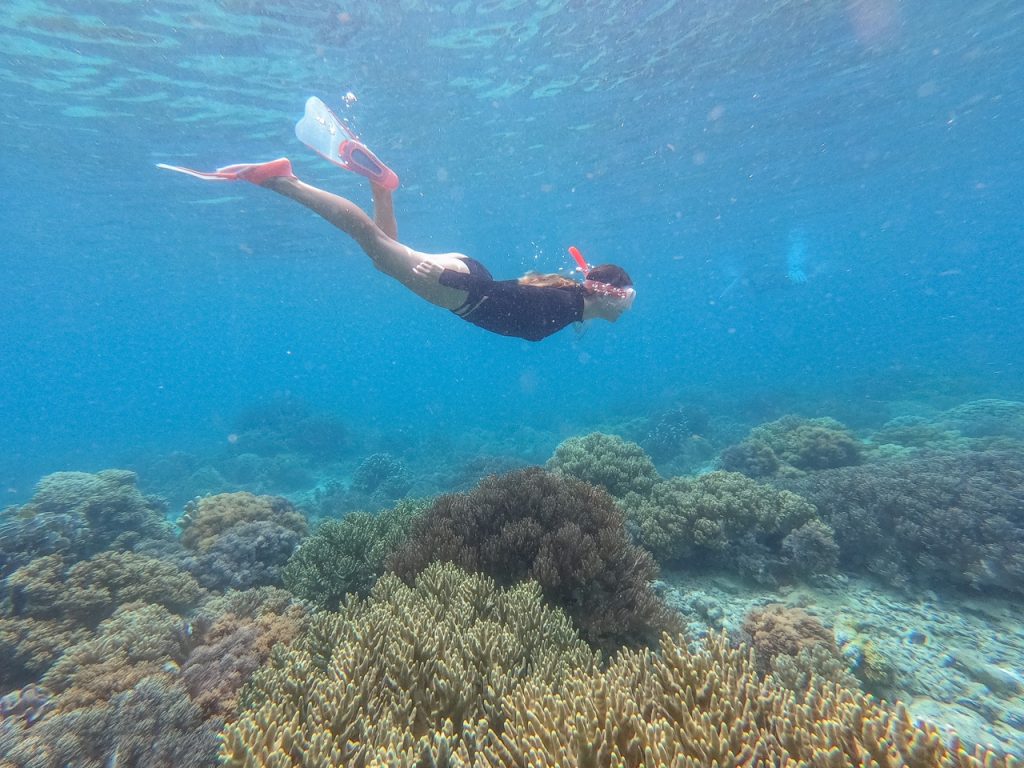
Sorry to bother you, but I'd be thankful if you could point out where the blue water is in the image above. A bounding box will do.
[4,2,1024,762]
[1,0,1022,489]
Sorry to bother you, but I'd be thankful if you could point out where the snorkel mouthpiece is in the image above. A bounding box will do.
[568,245,590,276]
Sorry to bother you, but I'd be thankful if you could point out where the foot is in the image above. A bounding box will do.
[216,157,296,185]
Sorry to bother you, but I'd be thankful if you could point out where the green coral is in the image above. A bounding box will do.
[623,471,819,567]
[547,432,659,498]
[721,416,863,476]
[750,416,862,471]
[282,500,426,609]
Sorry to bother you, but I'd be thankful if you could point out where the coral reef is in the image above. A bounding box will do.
[224,563,598,765]
[178,492,308,552]
[622,471,827,583]
[223,584,1007,768]
[283,501,424,610]
[229,394,349,460]
[4,551,204,627]
[641,404,715,471]
[42,602,190,711]
[779,445,1024,594]
[940,398,1024,440]
[181,593,309,718]
[0,677,222,768]
[350,452,411,499]
[741,602,837,673]
[0,469,172,578]
[0,618,90,690]
[546,432,660,498]
[0,684,53,725]
[184,519,304,591]
[387,468,676,649]
[721,416,862,476]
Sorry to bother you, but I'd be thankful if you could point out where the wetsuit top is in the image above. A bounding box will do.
[438,258,585,342]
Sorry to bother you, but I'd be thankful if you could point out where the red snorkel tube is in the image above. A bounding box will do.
[568,245,591,276]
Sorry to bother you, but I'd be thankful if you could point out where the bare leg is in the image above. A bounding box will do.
[262,174,470,309]
[372,184,398,240]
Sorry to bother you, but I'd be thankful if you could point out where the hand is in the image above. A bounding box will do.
[413,260,444,279]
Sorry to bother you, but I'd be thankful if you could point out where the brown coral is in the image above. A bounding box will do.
[181,594,308,718]
[179,492,307,552]
[742,602,837,673]
[387,467,676,650]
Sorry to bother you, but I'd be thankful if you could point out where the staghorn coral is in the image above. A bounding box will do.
[387,468,676,649]
[223,563,598,765]
[0,677,222,768]
[0,469,172,578]
[5,551,204,627]
[283,501,424,609]
[178,491,308,552]
[546,432,660,499]
[222,621,1011,768]
[622,471,824,583]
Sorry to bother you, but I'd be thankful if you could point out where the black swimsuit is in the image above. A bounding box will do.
[438,258,585,342]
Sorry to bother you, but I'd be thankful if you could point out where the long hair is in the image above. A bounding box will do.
[517,271,579,289]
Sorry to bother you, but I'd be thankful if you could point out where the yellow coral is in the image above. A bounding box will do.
[223,563,597,766]
[221,564,1013,768]
[179,492,308,551]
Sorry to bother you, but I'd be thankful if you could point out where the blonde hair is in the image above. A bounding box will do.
[517,271,579,289]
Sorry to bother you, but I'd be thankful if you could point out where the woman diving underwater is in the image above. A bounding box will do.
[159,97,635,342]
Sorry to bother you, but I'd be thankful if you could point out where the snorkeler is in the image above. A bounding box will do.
[158,97,635,342]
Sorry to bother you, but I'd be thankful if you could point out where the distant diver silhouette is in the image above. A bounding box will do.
[159,97,635,342]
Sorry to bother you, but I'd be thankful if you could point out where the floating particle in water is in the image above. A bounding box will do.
[343,91,357,106]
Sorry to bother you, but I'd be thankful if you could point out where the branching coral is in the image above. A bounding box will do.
[0,469,172,578]
[178,492,308,552]
[387,468,676,649]
[223,563,598,765]
[222,596,1008,768]
[546,432,660,499]
[283,501,424,609]
[622,471,826,582]
[0,617,90,690]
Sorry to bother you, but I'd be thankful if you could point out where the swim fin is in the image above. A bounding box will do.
[295,96,399,191]
[156,157,295,185]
